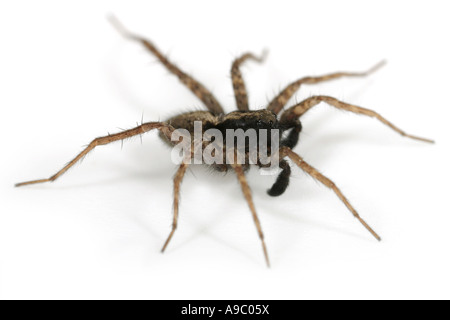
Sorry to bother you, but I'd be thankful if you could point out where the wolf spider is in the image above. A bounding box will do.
[16,17,433,267]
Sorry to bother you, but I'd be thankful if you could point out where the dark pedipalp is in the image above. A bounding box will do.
[280,120,302,149]
[267,159,291,197]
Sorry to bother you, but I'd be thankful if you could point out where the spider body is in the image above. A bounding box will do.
[163,108,296,196]
[165,109,281,138]
[16,18,433,267]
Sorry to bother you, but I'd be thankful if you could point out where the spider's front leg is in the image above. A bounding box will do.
[275,95,434,240]
[279,147,382,241]
[280,95,434,143]
[267,61,385,115]
[15,122,174,187]
[232,162,270,267]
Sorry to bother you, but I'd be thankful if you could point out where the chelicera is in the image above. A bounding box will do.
[16,17,433,267]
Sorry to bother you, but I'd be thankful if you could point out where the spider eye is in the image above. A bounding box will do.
[256,120,263,127]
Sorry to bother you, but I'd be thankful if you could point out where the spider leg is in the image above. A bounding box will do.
[231,51,267,111]
[280,95,434,143]
[232,163,270,267]
[15,122,173,187]
[267,61,385,115]
[161,162,189,253]
[109,16,224,115]
[280,147,381,241]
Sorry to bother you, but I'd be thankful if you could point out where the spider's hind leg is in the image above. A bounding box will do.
[109,16,224,115]
[231,51,267,111]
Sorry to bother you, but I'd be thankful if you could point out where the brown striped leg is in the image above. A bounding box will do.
[161,163,189,253]
[232,163,270,267]
[280,95,434,143]
[267,61,385,115]
[231,51,267,111]
[15,122,173,187]
[280,147,381,241]
[109,16,224,115]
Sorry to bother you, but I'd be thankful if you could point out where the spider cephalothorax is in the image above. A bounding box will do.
[164,108,292,192]
[16,17,433,267]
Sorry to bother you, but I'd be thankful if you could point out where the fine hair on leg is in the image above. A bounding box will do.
[108,15,224,115]
[232,162,270,267]
[267,61,386,115]
[280,95,434,143]
[15,122,173,187]
[280,146,381,241]
[161,162,189,253]
[231,51,267,111]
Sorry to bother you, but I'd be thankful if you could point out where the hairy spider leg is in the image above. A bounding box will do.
[280,147,381,241]
[15,122,173,187]
[161,162,189,253]
[109,16,225,115]
[231,51,267,111]
[232,162,270,267]
[280,95,434,143]
[267,61,386,115]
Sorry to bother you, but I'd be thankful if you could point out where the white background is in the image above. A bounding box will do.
[1,1,449,300]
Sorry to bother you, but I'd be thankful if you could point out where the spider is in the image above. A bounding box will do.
[16,17,433,267]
